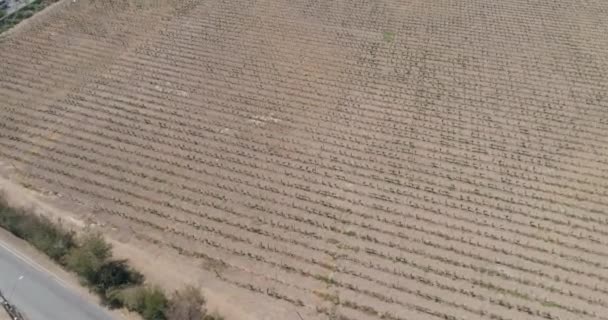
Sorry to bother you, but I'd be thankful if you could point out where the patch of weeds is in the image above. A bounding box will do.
[326,238,340,245]
[314,291,340,305]
[541,300,562,308]
[383,31,395,43]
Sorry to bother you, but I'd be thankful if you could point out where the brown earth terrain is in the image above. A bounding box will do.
[0,309,10,320]
[1,0,608,319]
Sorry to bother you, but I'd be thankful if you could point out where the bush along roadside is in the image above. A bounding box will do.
[0,0,61,34]
[0,197,223,320]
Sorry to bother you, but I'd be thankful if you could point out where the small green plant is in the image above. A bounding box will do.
[106,286,139,309]
[64,233,112,283]
[541,300,562,308]
[92,260,144,297]
[106,285,168,320]
[141,287,169,320]
[383,31,395,43]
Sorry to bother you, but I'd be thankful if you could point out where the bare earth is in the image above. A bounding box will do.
[1,0,608,319]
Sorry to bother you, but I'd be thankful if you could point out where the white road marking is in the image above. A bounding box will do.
[0,237,73,290]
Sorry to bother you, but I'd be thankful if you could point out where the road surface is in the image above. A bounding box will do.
[0,238,116,320]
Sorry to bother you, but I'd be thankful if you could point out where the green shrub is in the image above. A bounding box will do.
[91,260,144,296]
[15,10,34,19]
[383,31,395,43]
[0,199,75,261]
[108,286,170,320]
[105,285,149,310]
[28,219,75,261]
[65,233,112,282]
[141,287,169,320]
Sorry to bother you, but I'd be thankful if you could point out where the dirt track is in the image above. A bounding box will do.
[1,0,608,319]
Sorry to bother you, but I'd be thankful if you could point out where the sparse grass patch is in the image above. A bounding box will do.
[382,31,395,43]
[166,286,206,320]
[541,300,561,308]
[0,197,75,260]
[107,285,169,320]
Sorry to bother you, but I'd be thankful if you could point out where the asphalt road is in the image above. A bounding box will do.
[0,238,115,320]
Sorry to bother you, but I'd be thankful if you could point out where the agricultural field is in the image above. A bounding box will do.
[1,0,608,319]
